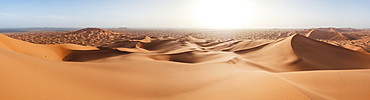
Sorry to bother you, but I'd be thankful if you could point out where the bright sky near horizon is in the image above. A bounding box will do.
[1,0,370,29]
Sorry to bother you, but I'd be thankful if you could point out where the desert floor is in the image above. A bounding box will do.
[1,28,370,100]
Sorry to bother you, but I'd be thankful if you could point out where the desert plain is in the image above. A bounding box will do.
[1,27,370,100]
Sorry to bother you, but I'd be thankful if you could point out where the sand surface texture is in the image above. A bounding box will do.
[1,28,370,100]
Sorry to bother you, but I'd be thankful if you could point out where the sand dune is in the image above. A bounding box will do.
[305,29,349,40]
[1,30,370,100]
[0,34,98,61]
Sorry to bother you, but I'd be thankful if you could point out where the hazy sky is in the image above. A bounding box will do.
[1,0,370,28]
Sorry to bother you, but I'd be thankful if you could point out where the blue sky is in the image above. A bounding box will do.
[1,0,370,28]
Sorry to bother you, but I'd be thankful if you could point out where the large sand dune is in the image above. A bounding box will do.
[1,30,370,99]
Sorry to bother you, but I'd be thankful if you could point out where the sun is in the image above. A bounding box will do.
[194,0,256,28]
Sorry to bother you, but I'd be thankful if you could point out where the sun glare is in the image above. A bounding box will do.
[194,0,256,28]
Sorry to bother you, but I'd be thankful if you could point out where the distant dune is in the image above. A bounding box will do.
[305,29,348,40]
[1,28,370,99]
